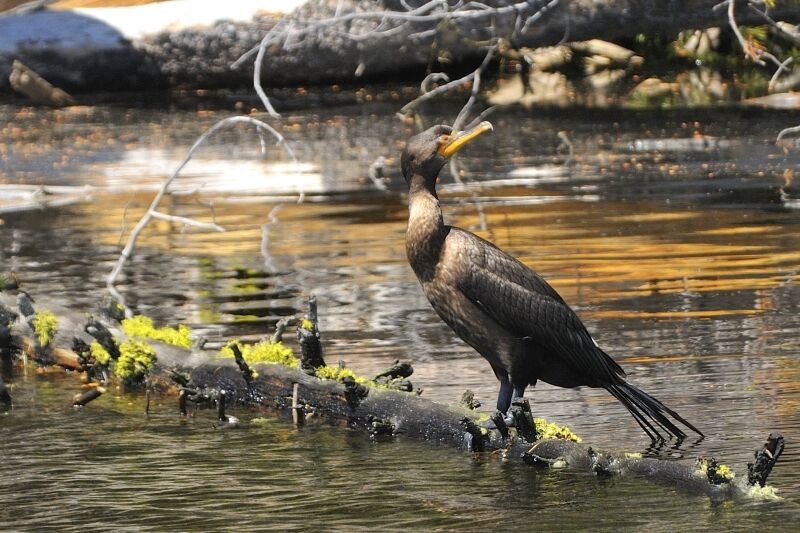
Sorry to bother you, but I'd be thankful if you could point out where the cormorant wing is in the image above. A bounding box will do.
[454,229,626,382]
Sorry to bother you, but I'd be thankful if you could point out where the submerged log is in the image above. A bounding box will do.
[2,1,800,92]
[0,290,787,500]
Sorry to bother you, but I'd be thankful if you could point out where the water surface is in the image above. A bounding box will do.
[1,97,799,529]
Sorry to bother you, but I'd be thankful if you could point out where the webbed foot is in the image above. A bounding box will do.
[479,410,516,440]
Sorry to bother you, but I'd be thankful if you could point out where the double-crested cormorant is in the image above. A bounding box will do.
[402,122,702,441]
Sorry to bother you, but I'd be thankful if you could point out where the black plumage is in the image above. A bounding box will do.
[402,122,702,441]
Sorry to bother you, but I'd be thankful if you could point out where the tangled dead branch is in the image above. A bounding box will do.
[236,0,561,117]
[106,116,296,313]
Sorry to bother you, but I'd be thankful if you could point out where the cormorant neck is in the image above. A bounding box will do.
[406,173,446,280]
[408,173,438,198]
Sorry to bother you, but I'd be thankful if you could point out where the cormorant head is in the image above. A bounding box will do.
[401,121,493,189]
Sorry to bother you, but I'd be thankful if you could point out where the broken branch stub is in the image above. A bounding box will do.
[230,344,256,389]
[297,295,325,374]
[510,398,538,443]
[372,360,414,380]
[747,432,785,487]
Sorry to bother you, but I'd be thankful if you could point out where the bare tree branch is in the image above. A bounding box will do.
[452,44,497,131]
[261,204,283,273]
[107,116,295,314]
[149,211,225,232]
[777,124,800,141]
[768,56,794,93]
[236,0,561,118]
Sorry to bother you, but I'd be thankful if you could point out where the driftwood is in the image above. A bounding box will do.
[2,1,800,93]
[72,386,104,407]
[0,288,786,501]
[8,59,74,106]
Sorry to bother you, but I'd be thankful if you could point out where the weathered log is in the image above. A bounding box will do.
[0,290,787,500]
[2,1,800,92]
[8,59,74,106]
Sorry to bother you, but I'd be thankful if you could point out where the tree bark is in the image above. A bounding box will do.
[2,1,800,93]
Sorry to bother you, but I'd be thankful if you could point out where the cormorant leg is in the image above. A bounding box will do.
[512,385,526,402]
[505,385,529,427]
[496,377,513,413]
[480,376,513,429]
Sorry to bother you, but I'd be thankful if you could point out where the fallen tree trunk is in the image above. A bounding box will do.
[0,289,786,501]
[2,1,800,93]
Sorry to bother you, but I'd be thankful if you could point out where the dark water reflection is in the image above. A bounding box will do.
[1,98,800,528]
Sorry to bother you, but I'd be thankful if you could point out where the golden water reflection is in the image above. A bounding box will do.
[81,189,800,318]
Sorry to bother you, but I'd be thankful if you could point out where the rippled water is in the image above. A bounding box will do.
[1,95,800,529]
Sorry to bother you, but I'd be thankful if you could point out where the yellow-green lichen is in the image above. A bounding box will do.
[474,412,491,424]
[90,340,111,365]
[121,315,192,348]
[314,365,371,386]
[716,463,735,480]
[744,484,782,501]
[624,452,643,459]
[301,319,313,330]
[115,340,157,383]
[697,458,736,484]
[32,310,58,347]
[534,418,582,443]
[220,340,299,368]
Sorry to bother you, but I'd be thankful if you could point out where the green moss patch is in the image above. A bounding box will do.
[314,365,370,385]
[697,457,735,484]
[115,340,157,383]
[534,418,581,443]
[220,340,299,368]
[32,311,58,347]
[121,315,191,348]
[89,340,111,365]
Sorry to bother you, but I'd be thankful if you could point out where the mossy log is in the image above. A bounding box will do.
[0,291,785,501]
